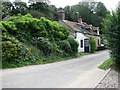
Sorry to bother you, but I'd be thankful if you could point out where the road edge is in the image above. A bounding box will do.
[93,68,111,89]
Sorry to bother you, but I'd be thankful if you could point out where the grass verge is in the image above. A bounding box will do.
[98,58,113,70]
[99,57,120,73]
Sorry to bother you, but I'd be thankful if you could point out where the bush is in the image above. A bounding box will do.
[1,14,70,42]
[89,36,97,53]
[19,44,43,63]
[67,37,79,54]
[59,40,72,54]
[52,42,62,54]
[1,14,74,68]
[2,33,23,63]
[37,40,53,56]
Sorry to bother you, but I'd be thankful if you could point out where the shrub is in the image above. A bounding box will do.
[52,42,62,54]
[1,14,73,68]
[2,14,70,42]
[59,40,72,54]
[37,40,53,56]
[19,44,43,63]
[1,21,17,33]
[89,36,97,53]
[67,37,79,54]
[2,33,23,63]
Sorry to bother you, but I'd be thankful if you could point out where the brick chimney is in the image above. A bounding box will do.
[78,16,82,24]
[58,9,65,21]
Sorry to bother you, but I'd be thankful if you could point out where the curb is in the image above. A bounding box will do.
[93,68,111,89]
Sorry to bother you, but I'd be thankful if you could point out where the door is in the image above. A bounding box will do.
[84,39,89,52]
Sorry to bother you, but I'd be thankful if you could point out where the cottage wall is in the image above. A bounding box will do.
[76,32,87,52]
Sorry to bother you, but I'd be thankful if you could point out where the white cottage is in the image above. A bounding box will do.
[57,9,101,53]
[61,20,90,53]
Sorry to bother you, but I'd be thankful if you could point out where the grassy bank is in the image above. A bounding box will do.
[99,57,120,73]
[3,50,105,69]
[2,52,90,69]
[99,58,113,70]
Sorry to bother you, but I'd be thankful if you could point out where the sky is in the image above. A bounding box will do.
[50,0,119,11]
[10,0,120,11]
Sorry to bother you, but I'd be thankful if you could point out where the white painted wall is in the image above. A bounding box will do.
[75,32,89,52]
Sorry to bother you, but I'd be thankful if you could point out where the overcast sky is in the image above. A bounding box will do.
[10,0,119,11]
[50,0,119,11]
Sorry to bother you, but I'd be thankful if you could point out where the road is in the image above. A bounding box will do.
[2,50,110,88]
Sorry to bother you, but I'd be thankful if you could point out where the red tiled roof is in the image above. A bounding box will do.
[56,20,99,36]
[64,20,81,33]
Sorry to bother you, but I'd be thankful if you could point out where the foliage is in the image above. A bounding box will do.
[2,1,12,19]
[2,32,44,68]
[67,37,79,54]
[2,1,57,21]
[29,2,58,20]
[1,14,69,42]
[64,6,72,21]
[89,36,97,53]
[37,40,53,55]
[64,2,109,29]
[2,1,28,19]
[11,1,28,15]
[2,33,23,63]
[59,40,72,54]
[29,10,45,19]
[1,14,79,69]
[102,8,120,67]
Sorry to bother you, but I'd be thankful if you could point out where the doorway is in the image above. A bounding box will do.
[84,39,89,53]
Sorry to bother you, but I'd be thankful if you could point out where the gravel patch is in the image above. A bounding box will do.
[96,70,118,89]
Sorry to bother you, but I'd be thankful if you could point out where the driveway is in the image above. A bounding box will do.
[2,50,110,88]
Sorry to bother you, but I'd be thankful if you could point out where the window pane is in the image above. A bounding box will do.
[81,40,83,48]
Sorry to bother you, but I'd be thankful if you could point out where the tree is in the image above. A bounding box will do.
[29,2,58,20]
[29,10,45,19]
[69,3,91,23]
[102,8,120,67]
[94,2,110,29]
[2,0,12,19]
[2,0,28,18]
[64,1,109,29]
[11,0,28,15]
[64,6,72,21]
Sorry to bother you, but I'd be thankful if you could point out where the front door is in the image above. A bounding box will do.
[84,39,89,52]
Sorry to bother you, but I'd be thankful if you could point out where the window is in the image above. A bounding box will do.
[81,40,83,48]
[75,31,77,38]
